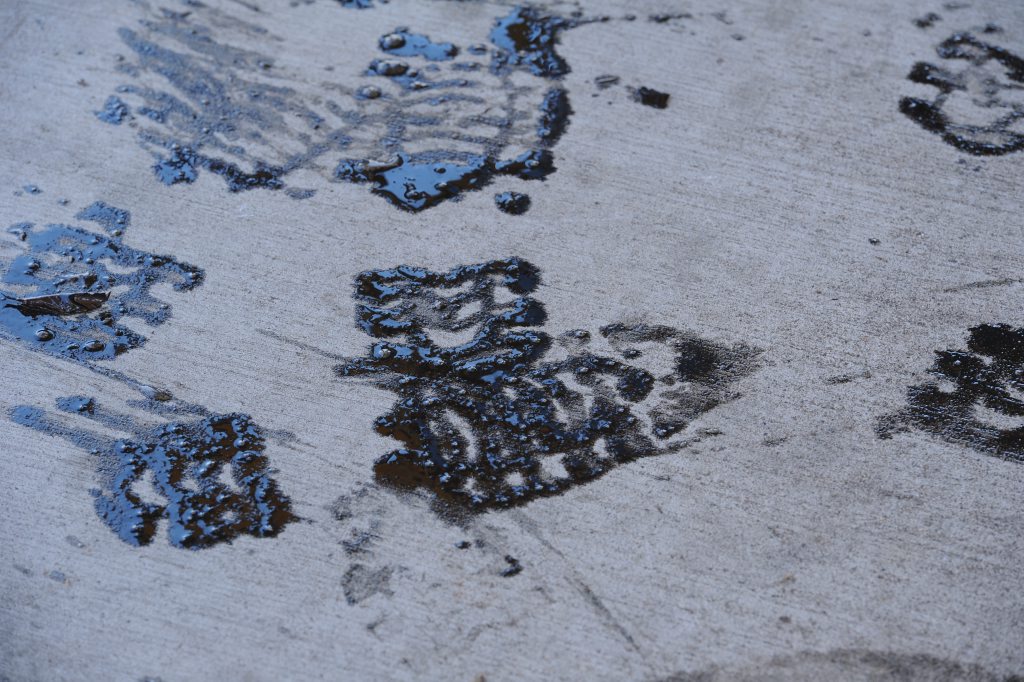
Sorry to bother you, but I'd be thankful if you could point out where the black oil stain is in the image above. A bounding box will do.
[632,86,670,109]
[11,384,296,549]
[879,324,1024,463]
[494,191,530,214]
[900,32,1024,155]
[0,202,203,361]
[336,258,760,517]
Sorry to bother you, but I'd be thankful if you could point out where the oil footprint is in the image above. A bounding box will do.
[879,323,1024,462]
[11,384,296,549]
[900,31,1024,155]
[337,258,761,517]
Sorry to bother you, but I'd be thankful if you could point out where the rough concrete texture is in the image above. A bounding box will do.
[0,0,1022,680]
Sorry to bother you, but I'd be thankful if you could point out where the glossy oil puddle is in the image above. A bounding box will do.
[337,258,761,516]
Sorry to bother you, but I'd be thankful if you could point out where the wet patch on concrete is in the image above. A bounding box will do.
[900,32,1024,155]
[337,258,760,517]
[1,202,203,361]
[878,324,1024,463]
[10,384,296,549]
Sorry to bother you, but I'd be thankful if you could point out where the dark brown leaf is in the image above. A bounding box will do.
[7,292,110,317]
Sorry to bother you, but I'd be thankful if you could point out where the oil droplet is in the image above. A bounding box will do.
[495,191,531,215]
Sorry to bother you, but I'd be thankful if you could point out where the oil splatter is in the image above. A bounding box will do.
[0,202,204,361]
[11,386,296,549]
[337,258,760,516]
[494,191,530,214]
[632,86,670,109]
[879,324,1024,463]
[900,32,1024,155]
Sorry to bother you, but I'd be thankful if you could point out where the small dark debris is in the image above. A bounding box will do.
[633,87,670,109]
[455,540,471,549]
[594,74,620,89]
[23,185,41,195]
[914,13,942,28]
[868,238,880,245]
[501,555,522,577]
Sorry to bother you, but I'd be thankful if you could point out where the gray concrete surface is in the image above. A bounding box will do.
[1,0,1023,680]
